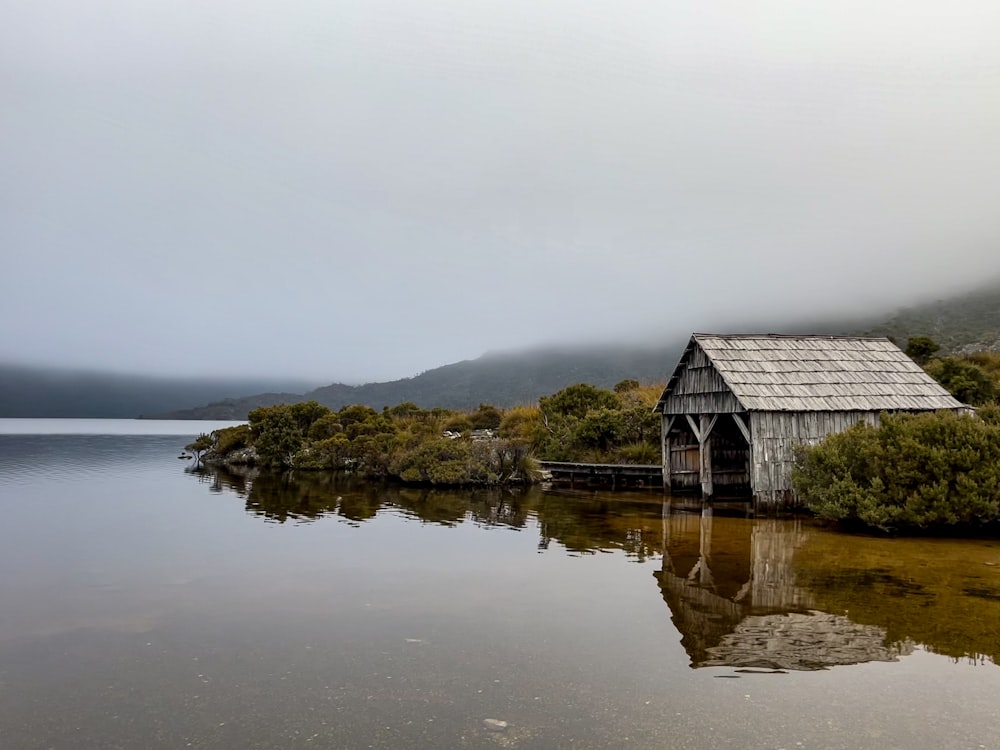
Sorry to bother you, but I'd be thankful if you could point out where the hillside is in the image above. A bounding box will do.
[863,280,1000,354]
[146,343,681,419]
[149,277,1000,420]
[8,277,1000,420]
[0,365,316,418]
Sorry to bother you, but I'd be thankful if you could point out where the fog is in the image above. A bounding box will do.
[2,1,999,381]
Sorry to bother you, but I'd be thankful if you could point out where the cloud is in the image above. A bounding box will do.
[2,1,999,380]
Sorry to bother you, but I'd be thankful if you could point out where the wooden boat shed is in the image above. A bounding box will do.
[653,334,967,509]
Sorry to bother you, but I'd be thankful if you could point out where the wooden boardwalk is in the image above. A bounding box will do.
[538,461,663,488]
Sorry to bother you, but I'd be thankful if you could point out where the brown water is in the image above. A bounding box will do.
[1,421,999,749]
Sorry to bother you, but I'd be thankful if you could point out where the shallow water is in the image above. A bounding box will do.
[1,420,999,749]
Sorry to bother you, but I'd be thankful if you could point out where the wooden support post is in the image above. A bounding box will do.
[661,498,673,574]
[661,416,675,490]
[700,433,714,497]
[698,504,713,586]
[699,414,717,498]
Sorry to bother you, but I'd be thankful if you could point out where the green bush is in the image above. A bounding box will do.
[212,424,251,455]
[792,411,1000,531]
[442,415,474,434]
[904,336,940,365]
[469,404,503,430]
[251,407,303,468]
[924,357,996,406]
[307,413,343,441]
[539,383,619,420]
[392,438,473,484]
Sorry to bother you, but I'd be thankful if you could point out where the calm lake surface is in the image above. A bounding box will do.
[2,419,1000,749]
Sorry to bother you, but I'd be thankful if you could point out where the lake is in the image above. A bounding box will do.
[1,419,999,749]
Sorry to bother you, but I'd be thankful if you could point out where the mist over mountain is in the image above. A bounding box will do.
[0,365,317,418]
[863,283,1000,354]
[5,278,999,420]
[147,343,682,419]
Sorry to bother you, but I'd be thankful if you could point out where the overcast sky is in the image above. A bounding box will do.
[3,1,999,382]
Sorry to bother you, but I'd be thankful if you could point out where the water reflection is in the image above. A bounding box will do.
[189,464,534,528]
[793,531,1000,666]
[657,508,911,670]
[191,466,1000,671]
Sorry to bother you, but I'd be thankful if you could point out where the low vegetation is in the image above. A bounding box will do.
[792,407,1000,532]
[500,381,663,464]
[789,336,1000,533]
[194,379,665,486]
[902,336,1000,407]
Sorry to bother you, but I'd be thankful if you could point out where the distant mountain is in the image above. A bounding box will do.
[0,365,318,418]
[862,279,1000,354]
[152,278,1000,421]
[10,277,1000,420]
[146,343,683,419]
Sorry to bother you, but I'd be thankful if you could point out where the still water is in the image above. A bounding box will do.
[1,420,999,749]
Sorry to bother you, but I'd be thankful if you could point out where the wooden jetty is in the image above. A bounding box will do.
[539,461,662,488]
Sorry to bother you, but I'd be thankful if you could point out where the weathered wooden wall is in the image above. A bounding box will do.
[669,441,702,490]
[750,411,881,508]
[660,346,741,415]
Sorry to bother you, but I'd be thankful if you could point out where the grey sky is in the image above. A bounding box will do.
[3,1,999,382]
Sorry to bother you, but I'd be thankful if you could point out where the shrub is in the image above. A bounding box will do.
[792,411,1000,531]
[252,407,303,469]
[905,336,940,365]
[212,424,251,455]
[924,357,996,406]
[614,379,640,394]
[442,415,474,434]
[307,413,343,441]
[185,433,214,460]
[392,437,472,484]
[539,383,619,420]
[498,405,545,442]
[573,408,622,452]
[614,442,660,464]
[469,403,503,430]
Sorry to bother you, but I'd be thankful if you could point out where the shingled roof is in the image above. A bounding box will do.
[657,334,965,412]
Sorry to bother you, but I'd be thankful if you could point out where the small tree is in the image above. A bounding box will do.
[905,336,940,365]
[614,379,640,394]
[250,406,304,468]
[185,433,214,462]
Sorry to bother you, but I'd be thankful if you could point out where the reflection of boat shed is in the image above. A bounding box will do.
[653,334,966,509]
[655,509,914,671]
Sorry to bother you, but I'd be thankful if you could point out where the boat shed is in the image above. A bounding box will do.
[653,334,968,510]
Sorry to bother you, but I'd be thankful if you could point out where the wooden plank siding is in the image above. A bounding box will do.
[749,411,880,508]
[660,348,741,415]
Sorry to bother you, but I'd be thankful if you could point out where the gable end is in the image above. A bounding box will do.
[656,338,744,415]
